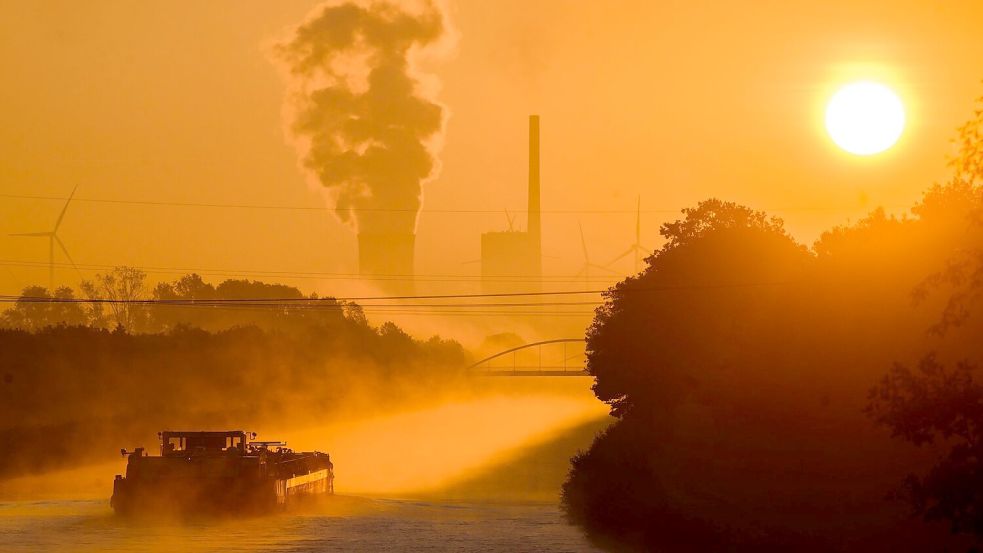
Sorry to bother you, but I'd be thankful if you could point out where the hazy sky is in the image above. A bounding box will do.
[2,0,982,305]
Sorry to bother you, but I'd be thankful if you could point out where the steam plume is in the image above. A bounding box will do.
[275,0,451,235]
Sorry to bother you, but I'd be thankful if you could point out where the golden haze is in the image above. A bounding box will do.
[1,1,982,336]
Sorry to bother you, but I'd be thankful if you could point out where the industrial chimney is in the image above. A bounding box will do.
[480,115,543,294]
[528,114,542,276]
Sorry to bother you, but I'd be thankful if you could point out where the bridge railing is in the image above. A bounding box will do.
[466,338,590,377]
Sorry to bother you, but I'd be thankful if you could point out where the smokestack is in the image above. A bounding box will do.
[528,115,542,274]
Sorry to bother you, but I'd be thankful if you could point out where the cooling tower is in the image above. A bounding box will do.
[358,232,415,292]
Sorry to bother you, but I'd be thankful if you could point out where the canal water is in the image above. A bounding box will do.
[0,497,602,552]
[1,378,611,552]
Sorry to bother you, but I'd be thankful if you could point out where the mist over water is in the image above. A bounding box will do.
[0,377,609,552]
[1,499,600,553]
[286,381,608,497]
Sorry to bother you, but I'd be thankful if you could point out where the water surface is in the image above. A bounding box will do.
[0,497,601,552]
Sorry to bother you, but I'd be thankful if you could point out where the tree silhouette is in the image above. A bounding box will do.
[81,266,148,331]
[915,95,983,332]
[858,96,983,543]
[0,286,86,330]
[586,199,809,418]
[565,186,983,550]
[868,355,983,539]
[0,301,468,479]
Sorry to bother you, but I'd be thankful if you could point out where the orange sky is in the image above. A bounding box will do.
[1,1,982,326]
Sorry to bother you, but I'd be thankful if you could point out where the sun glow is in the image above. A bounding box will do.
[825,81,905,156]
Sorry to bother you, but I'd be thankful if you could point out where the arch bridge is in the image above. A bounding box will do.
[467,338,590,377]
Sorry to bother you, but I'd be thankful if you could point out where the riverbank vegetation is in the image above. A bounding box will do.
[562,99,983,550]
[0,278,468,479]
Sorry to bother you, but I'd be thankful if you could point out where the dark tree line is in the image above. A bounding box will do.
[0,268,366,334]
[0,273,469,479]
[562,97,983,551]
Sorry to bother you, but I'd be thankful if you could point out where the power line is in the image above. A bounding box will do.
[0,259,620,283]
[0,192,669,213]
[0,192,895,215]
[0,298,602,308]
[330,311,594,317]
[0,295,599,316]
[0,290,602,307]
[0,280,795,305]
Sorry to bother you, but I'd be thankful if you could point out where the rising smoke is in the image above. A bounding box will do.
[274,0,452,235]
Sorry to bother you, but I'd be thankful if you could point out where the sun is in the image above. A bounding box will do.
[825,81,905,156]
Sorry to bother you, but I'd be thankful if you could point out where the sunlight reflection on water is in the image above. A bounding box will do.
[1,378,608,551]
[0,498,602,552]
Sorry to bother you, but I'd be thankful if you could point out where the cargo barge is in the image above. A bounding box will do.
[111,430,333,516]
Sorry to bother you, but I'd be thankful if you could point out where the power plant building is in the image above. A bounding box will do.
[481,115,543,294]
[356,115,544,296]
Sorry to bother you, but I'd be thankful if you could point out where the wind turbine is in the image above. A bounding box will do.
[576,222,616,286]
[10,185,81,290]
[606,196,650,274]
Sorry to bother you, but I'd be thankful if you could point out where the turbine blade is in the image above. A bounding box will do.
[9,232,51,237]
[589,263,621,274]
[54,236,80,276]
[578,223,589,262]
[54,184,78,232]
[636,195,641,243]
[604,247,635,267]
